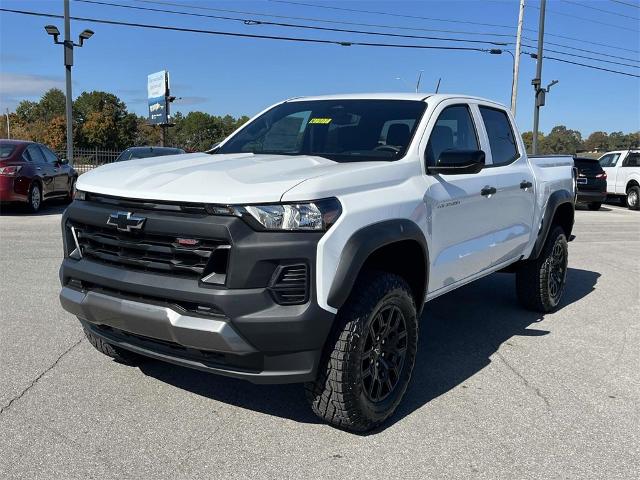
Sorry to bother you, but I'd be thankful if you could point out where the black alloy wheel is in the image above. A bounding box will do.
[361,304,408,403]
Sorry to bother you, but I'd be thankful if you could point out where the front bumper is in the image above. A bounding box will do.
[59,199,335,383]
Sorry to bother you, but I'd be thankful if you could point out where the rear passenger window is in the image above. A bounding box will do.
[479,106,519,166]
[623,153,640,167]
[426,105,478,166]
[26,145,46,164]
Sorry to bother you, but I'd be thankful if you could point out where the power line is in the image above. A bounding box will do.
[523,51,640,78]
[609,0,640,9]
[80,0,640,63]
[523,36,640,64]
[269,0,517,31]
[562,0,640,20]
[264,0,640,54]
[0,7,491,52]
[74,0,508,46]
[135,0,516,38]
[527,3,640,32]
[1,7,637,79]
[521,43,639,69]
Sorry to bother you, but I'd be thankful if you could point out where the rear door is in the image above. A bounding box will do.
[422,101,499,293]
[477,104,535,266]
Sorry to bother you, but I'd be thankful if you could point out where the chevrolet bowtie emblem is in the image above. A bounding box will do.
[106,211,146,232]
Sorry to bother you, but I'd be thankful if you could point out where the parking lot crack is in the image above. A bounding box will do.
[0,337,84,417]
[495,350,551,410]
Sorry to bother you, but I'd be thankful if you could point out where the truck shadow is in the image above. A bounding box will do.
[138,267,600,433]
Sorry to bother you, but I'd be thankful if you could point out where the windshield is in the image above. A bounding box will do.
[0,144,16,159]
[217,99,427,162]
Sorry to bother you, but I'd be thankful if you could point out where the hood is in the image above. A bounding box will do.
[76,152,378,204]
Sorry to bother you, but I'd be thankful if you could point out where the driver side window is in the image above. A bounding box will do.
[426,105,479,166]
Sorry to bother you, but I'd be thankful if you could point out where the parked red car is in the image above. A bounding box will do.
[0,140,77,212]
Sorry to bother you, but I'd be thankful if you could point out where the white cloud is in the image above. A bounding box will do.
[0,72,64,96]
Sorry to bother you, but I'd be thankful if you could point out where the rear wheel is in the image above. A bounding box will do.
[84,327,143,365]
[587,202,601,211]
[305,271,418,432]
[27,183,42,213]
[626,185,640,210]
[516,226,568,313]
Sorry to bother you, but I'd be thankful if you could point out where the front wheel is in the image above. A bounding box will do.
[516,226,568,313]
[627,185,640,210]
[305,271,418,432]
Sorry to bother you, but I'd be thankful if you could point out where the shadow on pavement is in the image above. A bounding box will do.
[138,267,600,432]
[0,200,68,217]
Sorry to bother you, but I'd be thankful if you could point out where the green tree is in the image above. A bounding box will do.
[584,131,609,152]
[521,131,545,154]
[543,125,583,154]
[39,88,66,122]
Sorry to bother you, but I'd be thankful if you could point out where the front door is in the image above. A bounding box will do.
[423,102,499,294]
[599,152,622,193]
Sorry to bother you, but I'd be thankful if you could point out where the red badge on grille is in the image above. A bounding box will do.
[176,238,199,246]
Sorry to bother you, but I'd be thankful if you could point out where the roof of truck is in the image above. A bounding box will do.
[285,92,504,105]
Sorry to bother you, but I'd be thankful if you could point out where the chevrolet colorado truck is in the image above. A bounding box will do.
[59,93,575,431]
[598,149,640,210]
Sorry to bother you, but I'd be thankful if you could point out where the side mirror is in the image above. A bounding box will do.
[427,150,485,175]
[58,158,69,165]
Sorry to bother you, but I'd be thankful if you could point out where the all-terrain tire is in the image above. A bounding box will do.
[626,185,640,210]
[84,327,143,365]
[305,271,418,432]
[587,202,601,211]
[516,226,568,313]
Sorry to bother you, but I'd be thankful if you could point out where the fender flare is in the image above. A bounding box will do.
[327,219,429,310]
[531,189,574,259]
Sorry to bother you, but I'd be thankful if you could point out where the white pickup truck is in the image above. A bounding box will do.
[59,93,575,431]
[599,149,640,210]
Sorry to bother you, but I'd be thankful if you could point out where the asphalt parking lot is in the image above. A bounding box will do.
[0,202,638,480]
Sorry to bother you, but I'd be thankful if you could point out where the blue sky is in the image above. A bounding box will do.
[1,0,639,135]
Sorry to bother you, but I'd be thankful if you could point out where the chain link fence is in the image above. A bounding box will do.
[56,148,122,174]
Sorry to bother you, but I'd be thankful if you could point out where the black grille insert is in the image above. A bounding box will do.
[268,264,309,305]
[70,222,229,279]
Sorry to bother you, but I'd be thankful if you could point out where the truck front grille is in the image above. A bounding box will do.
[70,222,229,279]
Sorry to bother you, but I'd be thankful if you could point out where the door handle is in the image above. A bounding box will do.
[520,180,533,189]
[481,186,497,196]
[36,167,42,171]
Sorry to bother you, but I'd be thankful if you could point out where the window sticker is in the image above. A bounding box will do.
[308,118,332,125]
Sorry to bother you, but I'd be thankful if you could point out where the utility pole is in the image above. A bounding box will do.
[63,0,73,165]
[511,0,525,116]
[5,108,10,139]
[44,2,93,166]
[531,0,546,154]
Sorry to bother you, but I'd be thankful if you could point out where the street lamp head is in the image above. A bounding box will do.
[77,29,94,46]
[44,24,61,42]
[79,29,94,40]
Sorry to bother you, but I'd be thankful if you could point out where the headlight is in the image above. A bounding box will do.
[73,188,86,200]
[243,198,341,231]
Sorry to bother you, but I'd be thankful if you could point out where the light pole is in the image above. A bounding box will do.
[44,1,93,165]
[489,48,516,112]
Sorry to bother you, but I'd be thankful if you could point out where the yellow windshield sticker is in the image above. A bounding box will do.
[308,118,332,124]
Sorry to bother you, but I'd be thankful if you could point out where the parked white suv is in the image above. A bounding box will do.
[599,149,640,210]
[59,93,575,431]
